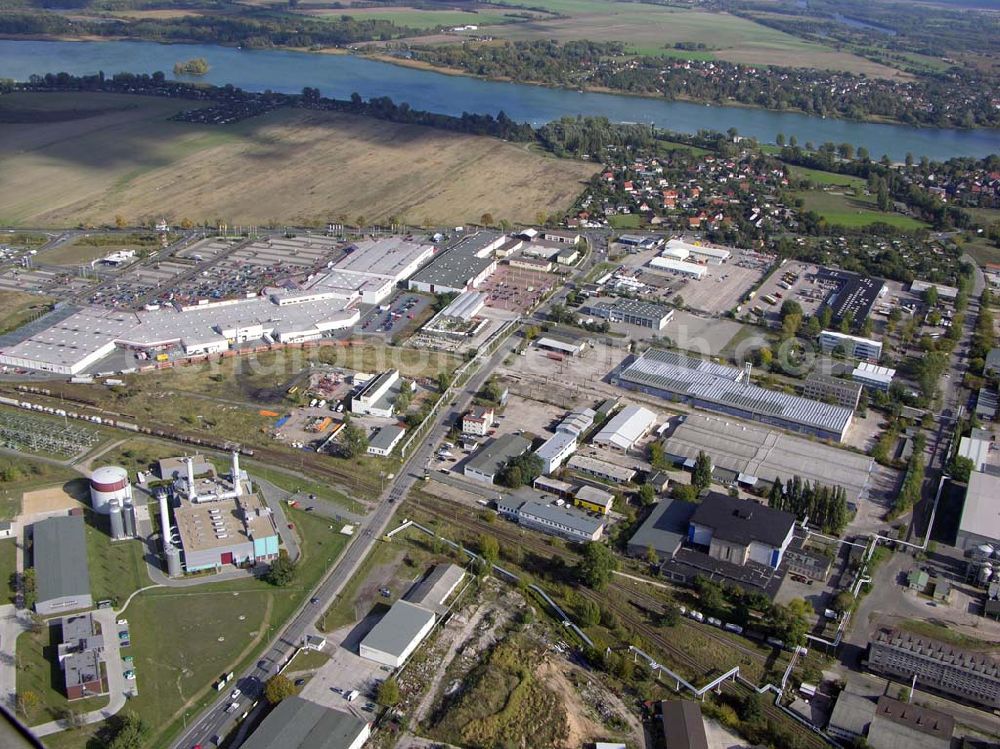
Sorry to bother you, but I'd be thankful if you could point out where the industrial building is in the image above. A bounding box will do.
[818,330,884,361]
[593,404,658,451]
[956,469,1000,551]
[616,234,662,251]
[404,564,466,614]
[367,425,405,457]
[241,696,370,749]
[421,291,488,339]
[408,231,505,295]
[359,599,436,667]
[613,348,853,442]
[852,362,896,391]
[351,370,401,418]
[660,700,708,749]
[662,239,731,264]
[802,374,862,410]
[534,337,585,357]
[33,515,93,616]
[867,627,1000,709]
[866,697,953,749]
[334,236,435,285]
[89,465,132,514]
[557,407,596,437]
[573,485,615,515]
[816,268,885,330]
[648,256,708,280]
[464,434,531,484]
[535,431,578,474]
[658,411,876,501]
[626,498,697,560]
[689,493,795,569]
[497,499,605,542]
[566,454,637,484]
[909,279,959,301]
[584,298,674,330]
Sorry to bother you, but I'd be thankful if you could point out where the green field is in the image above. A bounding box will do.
[0,458,80,520]
[788,165,866,188]
[794,189,927,230]
[608,214,642,229]
[0,538,15,604]
[965,206,1000,227]
[0,291,54,336]
[964,238,1000,266]
[84,509,148,606]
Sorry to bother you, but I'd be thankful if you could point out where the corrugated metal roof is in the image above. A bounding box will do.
[34,515,90,604]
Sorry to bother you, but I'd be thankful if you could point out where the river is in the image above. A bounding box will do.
[1,39,997,161]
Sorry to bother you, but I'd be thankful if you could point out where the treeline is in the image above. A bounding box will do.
[767,476,850,535]
[891,433,926,518]
[409,39,998,128]
[0,9,415,47]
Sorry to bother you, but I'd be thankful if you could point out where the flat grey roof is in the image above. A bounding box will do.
[360,600,435,658]
[466,434,530,477]
[519,501,605,535]
[405,564,465,610]
[618,349,852,436]
[628,498,696,557]
[369,425,405,451]
[334,236,434,280]
[34,515,90,605]
[408,231,502,290]
[566,454,636,482]
[691,492,794,548]
[828,691,875,735]
[959,469,1000,542]
[241,696,368,749]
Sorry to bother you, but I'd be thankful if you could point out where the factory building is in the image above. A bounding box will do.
[612,349,853,442]
[535,431,578,474]
[497,499,605,542]
[660,700,708,749]
[408,232,505,295]
[867,627,1000,709]
[816,268,885,331]
[593,404,658,451]
[852,362,896,392]
[566,454,637,484]
[89,465,132,514]
[648,256,708,280]
[866,697,953,749]
[405,564,466,613]
[241,696,371,749]
[584,298,674,330]
[367,425,406,457]
[662,239,731,264]
[33,515,93,615]
[333,236,436,285]
[956,469,1000,551]
[819,330,883,361]
[351,369,401,418]
[574,485,615,515]
[464,434,531,484]
[626,498,695,561]
[534,337,586,357]
[359,600,436,667]
[801,374,862,410]
[688,493,795,569]
[909,279,959,302]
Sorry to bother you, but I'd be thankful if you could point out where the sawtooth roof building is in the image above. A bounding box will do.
[612,348,853,442]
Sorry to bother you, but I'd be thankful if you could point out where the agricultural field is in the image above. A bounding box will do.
[481,5,902,75]
[793,189,928,230]
[301,6,521,29]
[0,92,597,228]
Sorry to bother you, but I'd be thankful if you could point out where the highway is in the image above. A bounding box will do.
[172,332,519,749]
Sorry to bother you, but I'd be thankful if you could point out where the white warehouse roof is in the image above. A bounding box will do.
[593,404,657,450]
[664,238,731,261]
[649,256,708,279]
[440,290,486,321]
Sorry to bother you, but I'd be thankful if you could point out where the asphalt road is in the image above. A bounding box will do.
[172,335,519,749]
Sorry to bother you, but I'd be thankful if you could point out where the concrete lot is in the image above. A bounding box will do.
[495,393,571,442]
[662,311,752,356]
[754,261,826,325]
[297,622,388,714]
[358,292,431,337]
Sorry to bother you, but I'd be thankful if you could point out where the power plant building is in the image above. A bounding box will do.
[612,348,853,442]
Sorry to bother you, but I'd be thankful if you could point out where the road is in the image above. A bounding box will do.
[171,334,519,749]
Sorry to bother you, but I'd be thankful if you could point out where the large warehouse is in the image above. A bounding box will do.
[408,231,505,295]
[241,696,370,749]
[584,298,674,330]
[612,348,853,442]
[359,599,436,667]
[592,404,658,451]
[816,268,885,331]
[33,515,93,616]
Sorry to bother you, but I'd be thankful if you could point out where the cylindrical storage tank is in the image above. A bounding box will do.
[975,543,994,560]
[166,545,182,577]
[978,564,994,586]
[123,501,136,538]
[90,466,131,515]
[109,499,126,540]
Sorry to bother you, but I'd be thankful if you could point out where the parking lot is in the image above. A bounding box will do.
[298,624,388,716]
[754,261,827,325]
[670,251,771,315]
[358,293,431,337]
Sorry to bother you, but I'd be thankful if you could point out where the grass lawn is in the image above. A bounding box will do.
[248,462,363,515]
[964,207,1000,228]
[83,510,148,606]
[608,214,642,229]
[15,625,110,726]
[794,189,927,230]
[285,648,330,673]
[319,538,400,633]
[658,139,711,157]
[787,165,866,188]
[36,233,160,267]
[0,291,55,336]
[0,538,15,604]
[0,458,80,521]
[964,238,1000,266]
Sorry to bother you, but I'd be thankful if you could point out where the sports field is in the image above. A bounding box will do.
[794,189,927,230]
[482,5,902,75]
[0,92,596,228]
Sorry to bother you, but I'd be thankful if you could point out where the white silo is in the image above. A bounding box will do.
[109,499,126,540]
[90,466,132,514]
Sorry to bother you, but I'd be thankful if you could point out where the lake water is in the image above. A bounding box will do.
[1,39,997,161]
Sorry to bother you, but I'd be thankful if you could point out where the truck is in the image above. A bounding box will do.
[155,353,169,362]
[345,690,360,702]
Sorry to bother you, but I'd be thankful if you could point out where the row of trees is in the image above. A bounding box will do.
[767,476,851,535]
